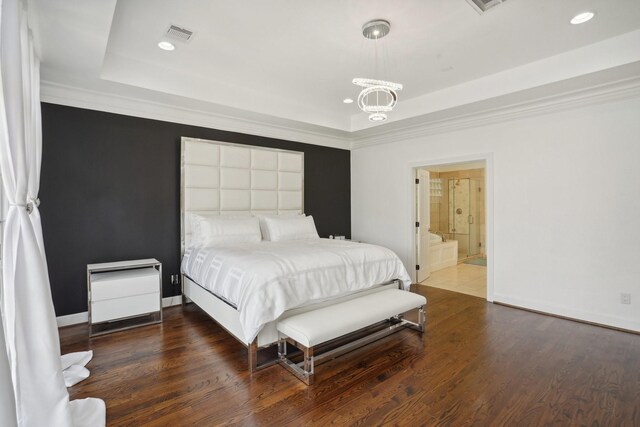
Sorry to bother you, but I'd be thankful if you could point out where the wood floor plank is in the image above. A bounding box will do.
[60,286,640,426]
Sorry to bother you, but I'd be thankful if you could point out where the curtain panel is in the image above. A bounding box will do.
[0,0,105,425]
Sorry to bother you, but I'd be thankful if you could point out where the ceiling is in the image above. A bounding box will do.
[31,0,640,141]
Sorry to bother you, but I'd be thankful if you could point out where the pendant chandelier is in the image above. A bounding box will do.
[353,20,403,122]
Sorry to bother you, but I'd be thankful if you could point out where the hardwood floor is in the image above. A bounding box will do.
[60,286,640,426]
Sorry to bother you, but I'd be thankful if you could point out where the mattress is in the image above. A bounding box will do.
[181,238,412,343]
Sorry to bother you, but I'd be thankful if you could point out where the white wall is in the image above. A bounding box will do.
[351,95,640,332]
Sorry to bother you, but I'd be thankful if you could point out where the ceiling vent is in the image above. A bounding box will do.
[165,25,194,43]
[466,0,508,13]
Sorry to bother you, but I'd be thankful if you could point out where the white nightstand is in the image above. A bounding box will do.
[87,259,162,337]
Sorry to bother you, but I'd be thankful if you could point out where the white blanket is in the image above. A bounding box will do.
[181,238,412,343]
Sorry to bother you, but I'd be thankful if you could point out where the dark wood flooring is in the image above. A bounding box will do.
[60,286,640,426]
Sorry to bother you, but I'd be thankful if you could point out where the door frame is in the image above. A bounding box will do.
[415,168,431,283]
[409,153,494,302]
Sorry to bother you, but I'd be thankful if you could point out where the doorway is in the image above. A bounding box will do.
[414,159,489,299]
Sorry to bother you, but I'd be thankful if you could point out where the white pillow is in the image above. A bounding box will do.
[262,215,319,242]
[190,214,261,246]
[257,213,304,240]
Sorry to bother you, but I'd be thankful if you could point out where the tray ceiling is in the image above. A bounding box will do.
[31,0,640,138]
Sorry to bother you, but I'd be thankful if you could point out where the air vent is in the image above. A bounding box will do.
[466,0,508,13]
[165,25,194,43]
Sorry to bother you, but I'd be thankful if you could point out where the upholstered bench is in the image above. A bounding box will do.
[277,288,426,384]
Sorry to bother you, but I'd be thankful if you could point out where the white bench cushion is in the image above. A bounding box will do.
[277,289,426,347]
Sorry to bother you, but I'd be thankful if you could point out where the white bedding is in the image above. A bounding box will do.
[181,238,412,343]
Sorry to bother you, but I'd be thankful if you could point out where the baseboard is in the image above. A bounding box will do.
[493,293,640,334]
[56,295,183,328]
[161,295,183,308]
[56,311,89,328]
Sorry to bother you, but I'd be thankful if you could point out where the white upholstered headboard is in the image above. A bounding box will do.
[180,137,304,253]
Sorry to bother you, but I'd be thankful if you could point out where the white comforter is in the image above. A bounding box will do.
[181,238,412,343]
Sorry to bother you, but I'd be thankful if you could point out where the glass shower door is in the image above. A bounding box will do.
[448,178,481,259]
[449,179,469,257]
[468,179,481,257]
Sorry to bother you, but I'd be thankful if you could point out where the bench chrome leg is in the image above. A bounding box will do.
[303,347,314,379]
[400,305,426,333]
[277,338,287,358]
[278,338,315,385]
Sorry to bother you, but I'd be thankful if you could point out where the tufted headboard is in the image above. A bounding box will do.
[180,137,304,254]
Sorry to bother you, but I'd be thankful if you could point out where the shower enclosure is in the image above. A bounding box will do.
[447,178,483,258]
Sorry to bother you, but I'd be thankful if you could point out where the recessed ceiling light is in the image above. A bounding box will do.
[570,11,594,25]
[343,98,354,104]
[158,41,175,51]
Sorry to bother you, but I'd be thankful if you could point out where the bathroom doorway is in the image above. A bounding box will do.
[414,160,488,299]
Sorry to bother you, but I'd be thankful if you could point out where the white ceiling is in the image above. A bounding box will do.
[31,0,640,139]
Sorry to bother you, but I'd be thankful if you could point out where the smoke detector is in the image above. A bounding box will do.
[466,0,508,14]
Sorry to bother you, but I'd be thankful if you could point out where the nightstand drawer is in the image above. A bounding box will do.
[91,267,159,301]
[91,292,160,323]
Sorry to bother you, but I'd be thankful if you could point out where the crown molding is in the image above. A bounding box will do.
[40,71,640,153]
[350,74,640,149]
[40,80,352,151]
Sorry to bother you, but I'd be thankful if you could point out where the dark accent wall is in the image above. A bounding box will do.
[40,103,351,316]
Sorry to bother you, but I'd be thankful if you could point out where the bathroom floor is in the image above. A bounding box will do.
[419,263,486,299]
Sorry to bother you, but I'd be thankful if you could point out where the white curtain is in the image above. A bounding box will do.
[0,308,17,427]
[0,0,105,425]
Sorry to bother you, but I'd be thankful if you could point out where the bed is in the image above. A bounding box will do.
[180,137,413,371]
